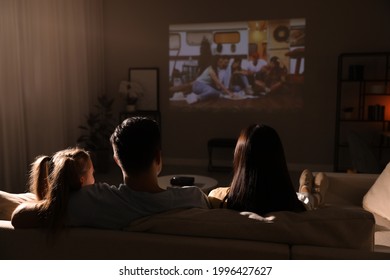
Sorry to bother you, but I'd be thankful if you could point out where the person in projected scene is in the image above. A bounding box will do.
[217,56,231,89]
[9,148,94,230]
[228,58,249,94]
[186,55,233,104]
[253,56,288,96]
[241,52,267,93]
[10,117,210,230]
[208,124,328,214]
[197,37,213,76]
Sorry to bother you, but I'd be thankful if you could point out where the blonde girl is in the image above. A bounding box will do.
[11,148,94,231]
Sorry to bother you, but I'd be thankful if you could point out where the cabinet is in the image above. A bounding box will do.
[334,52,390,172]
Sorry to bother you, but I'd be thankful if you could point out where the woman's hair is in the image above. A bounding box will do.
[211,55,228,73]
[227,124,305,215]
[28,148,91,231]
[231,58,242,70]
[270,56,279,65]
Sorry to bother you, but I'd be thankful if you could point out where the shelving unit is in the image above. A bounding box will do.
[334,52,390,172]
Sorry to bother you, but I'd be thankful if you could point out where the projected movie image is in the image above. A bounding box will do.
[169,18,305,111]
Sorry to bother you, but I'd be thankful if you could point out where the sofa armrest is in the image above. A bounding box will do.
[0,220,13,229]
[322,172,378,207]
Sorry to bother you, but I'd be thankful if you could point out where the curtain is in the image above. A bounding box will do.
[0,0,104,192]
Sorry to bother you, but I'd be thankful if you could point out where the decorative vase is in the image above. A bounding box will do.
[126,104,136,112]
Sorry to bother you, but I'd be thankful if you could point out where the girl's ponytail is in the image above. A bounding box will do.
[29,156,51,200]
[45,156,82,231]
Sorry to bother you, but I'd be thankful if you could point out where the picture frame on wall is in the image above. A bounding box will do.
[290,26,305,47]
[128,67,159,111]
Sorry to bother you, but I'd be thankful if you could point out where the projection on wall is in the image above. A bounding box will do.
[169,18,305,112]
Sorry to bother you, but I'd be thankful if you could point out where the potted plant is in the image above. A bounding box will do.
[118,80,143,112]
[77,94,116,173]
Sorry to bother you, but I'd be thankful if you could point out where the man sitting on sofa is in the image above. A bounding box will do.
[65,117,210,229]
[10,117,210,230]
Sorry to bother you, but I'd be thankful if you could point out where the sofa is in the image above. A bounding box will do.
[0,172,390,260]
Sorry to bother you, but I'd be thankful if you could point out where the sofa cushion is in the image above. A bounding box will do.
[372,213,390,253]
[323,172,377,207]
[0,191,36,220]
[363,163,390,222]
[125,206,375,250]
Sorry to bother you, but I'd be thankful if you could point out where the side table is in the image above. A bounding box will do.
[158,174,218,194]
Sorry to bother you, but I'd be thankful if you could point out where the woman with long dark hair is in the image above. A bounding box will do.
[209,124,327,214]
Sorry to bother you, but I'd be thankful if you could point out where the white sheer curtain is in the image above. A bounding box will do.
[0,0,104,192]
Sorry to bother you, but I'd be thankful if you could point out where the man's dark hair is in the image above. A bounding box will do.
[110,117,161,175]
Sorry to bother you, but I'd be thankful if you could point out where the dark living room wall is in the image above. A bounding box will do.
[103,0,390,171]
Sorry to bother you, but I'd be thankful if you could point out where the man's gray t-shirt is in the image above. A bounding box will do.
[66,182,210,229]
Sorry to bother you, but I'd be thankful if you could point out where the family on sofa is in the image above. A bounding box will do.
[1,116,329,234]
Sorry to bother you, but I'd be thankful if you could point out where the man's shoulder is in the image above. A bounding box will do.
[167,185,203,195]
[167,186,209,205]
[71,182,121,200]
[84,182,118,191]
[167,186,209,208]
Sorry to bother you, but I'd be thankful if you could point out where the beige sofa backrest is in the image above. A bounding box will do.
[322,172,378,207]
[126,207,374,251]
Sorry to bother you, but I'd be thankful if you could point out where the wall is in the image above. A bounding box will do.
[103,0,390,171]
